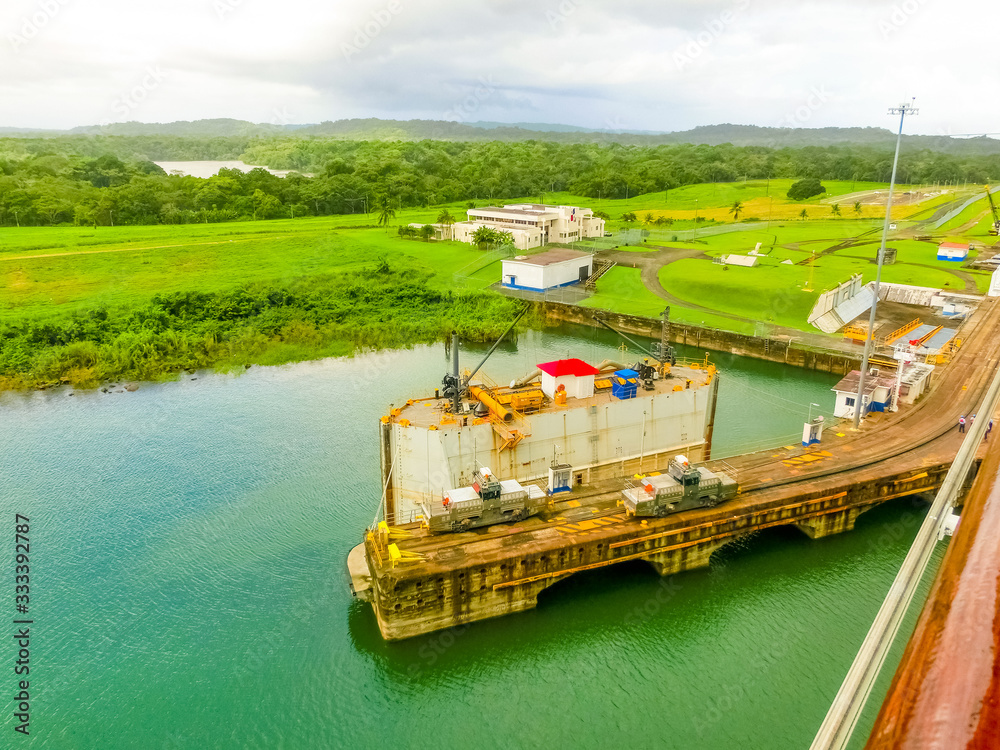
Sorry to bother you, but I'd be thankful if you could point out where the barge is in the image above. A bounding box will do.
[348,327,726,639]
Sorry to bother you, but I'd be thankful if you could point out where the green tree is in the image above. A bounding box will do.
[375,194,396,231]
[437,208,456,240]
[729,201,744,221]
[471,226,496,249]
[419,224,435,241]
[854,201,863,216]
[799,209,809,220]
[787,178,826,201]
[252,189,282,220]
[643,212,654,225]
[831,203,841,217]
[621,211,638,223]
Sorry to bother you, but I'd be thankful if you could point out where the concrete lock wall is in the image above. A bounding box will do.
[370,460,953,640]
[538,302,859,375]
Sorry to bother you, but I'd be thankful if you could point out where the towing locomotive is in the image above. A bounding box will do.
[419,467,548,534]
[621,455,738,517]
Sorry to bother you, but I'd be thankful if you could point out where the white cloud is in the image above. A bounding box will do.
[0,0,996,136]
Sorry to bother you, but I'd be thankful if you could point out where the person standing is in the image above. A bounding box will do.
[987,419,994,441]
[959,415,966,433]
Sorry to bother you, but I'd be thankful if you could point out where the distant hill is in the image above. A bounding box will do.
[4,118,999,155]
[65,118,311,137]
[467,121,668,135]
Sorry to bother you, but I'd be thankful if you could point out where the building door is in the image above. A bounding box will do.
[579,265,589,281]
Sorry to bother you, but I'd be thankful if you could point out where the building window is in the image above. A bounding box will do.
[845,397,855,407]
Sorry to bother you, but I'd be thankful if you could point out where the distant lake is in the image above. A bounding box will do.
[154,160,306,179]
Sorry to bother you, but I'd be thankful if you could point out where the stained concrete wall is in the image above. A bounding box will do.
[538,301,859,375]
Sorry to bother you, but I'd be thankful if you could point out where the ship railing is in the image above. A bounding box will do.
[672,353,713,370]
[470,370,501,392]
[391,508,427,526]
[507,401,531,433]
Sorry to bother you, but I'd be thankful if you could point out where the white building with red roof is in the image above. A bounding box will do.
[537,358,600,399]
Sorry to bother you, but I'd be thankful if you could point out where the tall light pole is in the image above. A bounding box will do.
[853,100,918,429]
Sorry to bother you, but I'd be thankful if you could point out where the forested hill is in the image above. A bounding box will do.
[3,135,999,228]
[7,118,1000,156]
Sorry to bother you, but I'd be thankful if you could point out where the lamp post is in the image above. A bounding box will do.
[808,402,820,422]
[693,199,699,239]
[853,100,918,430]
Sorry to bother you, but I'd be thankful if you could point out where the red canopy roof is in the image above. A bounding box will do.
[537,358,600,377]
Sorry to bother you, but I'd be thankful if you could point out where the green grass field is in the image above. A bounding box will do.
[579,267,757,334]
[1,180,996,389]
[0,218,504,323]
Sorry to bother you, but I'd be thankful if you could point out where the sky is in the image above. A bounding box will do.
[1,0,996,135]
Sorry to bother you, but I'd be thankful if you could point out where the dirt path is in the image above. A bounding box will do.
[597,245,863,354]
[0,235,293,263]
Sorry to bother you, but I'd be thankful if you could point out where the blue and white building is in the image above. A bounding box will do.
[831,369,897,419]
[501,249,593,292]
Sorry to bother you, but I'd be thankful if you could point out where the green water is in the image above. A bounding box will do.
[0,324,929,748]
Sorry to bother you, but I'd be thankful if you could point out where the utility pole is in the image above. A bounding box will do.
[853,100,918,430]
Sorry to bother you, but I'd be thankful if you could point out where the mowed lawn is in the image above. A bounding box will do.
[2,183,994,337]
[580,267,757,334]
[657,254,967,330]
[0,217,500,322]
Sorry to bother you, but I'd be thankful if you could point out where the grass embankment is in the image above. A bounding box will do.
[2,182,994,389]
[580,267,758,334]
[0,218,524,390]
[585,183,995,333]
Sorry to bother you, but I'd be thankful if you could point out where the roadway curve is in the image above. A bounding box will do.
[724,294,1000,492]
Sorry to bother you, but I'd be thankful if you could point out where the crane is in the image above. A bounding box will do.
[985,186,1000,236]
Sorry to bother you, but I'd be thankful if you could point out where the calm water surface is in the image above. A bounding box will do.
[0,325,934,748]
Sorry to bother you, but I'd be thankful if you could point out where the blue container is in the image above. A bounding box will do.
[612,369,638,400]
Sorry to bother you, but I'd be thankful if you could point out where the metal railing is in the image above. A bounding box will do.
[809,346,1000,750]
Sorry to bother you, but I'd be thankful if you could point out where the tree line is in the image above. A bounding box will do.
[1,135,997,227]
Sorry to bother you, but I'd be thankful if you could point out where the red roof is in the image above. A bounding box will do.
[938,242,968,249]
[537,358,600,377]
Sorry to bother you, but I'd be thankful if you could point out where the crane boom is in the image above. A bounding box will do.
[985,186,1000,235]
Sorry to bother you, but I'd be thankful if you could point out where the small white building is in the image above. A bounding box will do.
[937,242,969,261]
[723,254,759,267]
[452,203,605,251]
[898,362,934,405]
[537,358,599,399]
[831,369,897,419]
[501,249,593,292]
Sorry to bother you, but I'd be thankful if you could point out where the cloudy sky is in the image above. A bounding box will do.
[2,0,996,135]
